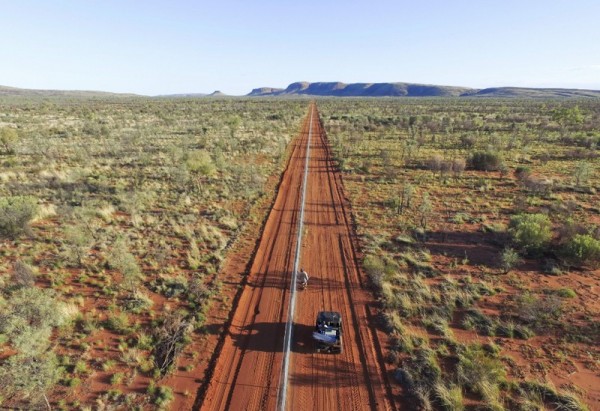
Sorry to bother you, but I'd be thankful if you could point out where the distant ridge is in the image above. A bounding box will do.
[467,87,600,98]
[3,83,600,99]
[158,92,208,98]
[0,85,138,98]
[207,90,227,97]
[247,81,472,97]
[247,81,600,98]
[248,87,285,96]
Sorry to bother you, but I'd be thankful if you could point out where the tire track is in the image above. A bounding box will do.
[199,103,395,411]
[199,108,311,410]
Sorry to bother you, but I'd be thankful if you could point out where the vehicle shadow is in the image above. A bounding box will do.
[288,357,364,388]
[230,322,318,354]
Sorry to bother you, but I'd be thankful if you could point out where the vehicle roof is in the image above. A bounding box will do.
[317,311,341,322]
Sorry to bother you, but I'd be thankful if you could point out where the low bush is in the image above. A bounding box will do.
[363,255,386,289]
[518,381,589,411]
[0,352,62,407]
[0,287,71,356]
[512,293,563,329]
[0,196,38,238]
[11,261,36,288]
[462,309,497,336]
[186,150,216,177]
[500,247,521,273]
[509,213,552,255]
[457,344,506,404]
[124,292,154,313]
[150,385,174,408]
[563,234,600,268]
[0,127,19,154]
[110,372,124,385]
[104,312,131,334]
[468,151,503,171]
[555,288,577,299]
[435,383,464,411]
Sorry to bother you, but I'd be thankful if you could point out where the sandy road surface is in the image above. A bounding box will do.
[199,103,394,410]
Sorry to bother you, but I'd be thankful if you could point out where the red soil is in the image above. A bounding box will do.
[196,103,394,410]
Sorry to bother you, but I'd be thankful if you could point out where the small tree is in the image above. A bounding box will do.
[469,151,503,171]
[0,352,61,409]
[509,213,552,255]
[552,105,584,137]
[564,234,600,268]
[109,239,142,296]
[514,166,531,182]
[0,287,70,356]
[0,196,38,238]
[573,161,592,187]
[186,150,216,177]
[419,192,433,230]
[451,158,466,179]
[460,134,476,149]
[500,248,521,273]
[0,127,19,154]
[62,224,93,267]
[439,159,453,180]
[400,183,415,212]
[426,155,443,173]
[11,261,36,288]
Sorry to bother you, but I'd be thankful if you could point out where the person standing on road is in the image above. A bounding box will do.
[298,268,309,287]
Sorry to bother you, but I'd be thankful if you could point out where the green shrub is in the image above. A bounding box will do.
[186,150,216,176]
[124,292,154,313]
[0,196,38,238]
[65,377,82,387]
[435,383,464,411]
[73,360,89,375]
[500,248,521,273]
[457,344,506,403]
[363,255,386,289]
[105,313,131,334]
[462,309,497,336]
[555,288,577,299]
[0,287,71,356]
[519,381,589,411]
[102,360,116,371]
[152,386,174,408]
[110,372,124,385]
[10,261,36,288]
[564,234,600,267]
[0,127,19,154]
[513,324,535,340]
[0,352,62,406]
[469,151,503,171]
[108,239,142,295]
[514,166,532,181]
[404,348,442,387]
[509,213,552,254]
[513,293,563,328]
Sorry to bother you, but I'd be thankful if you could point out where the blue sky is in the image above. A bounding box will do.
[1,0,599,95]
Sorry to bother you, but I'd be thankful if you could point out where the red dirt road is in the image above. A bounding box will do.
[199,103,394,410]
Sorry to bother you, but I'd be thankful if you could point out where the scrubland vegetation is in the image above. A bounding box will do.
[321,98,599,410]
[2,95,599,410]
[0,96,306,409]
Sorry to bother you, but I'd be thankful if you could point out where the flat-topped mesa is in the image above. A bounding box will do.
[247,81,473,97]
[245,81,600,98]
[247,87,285,96]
